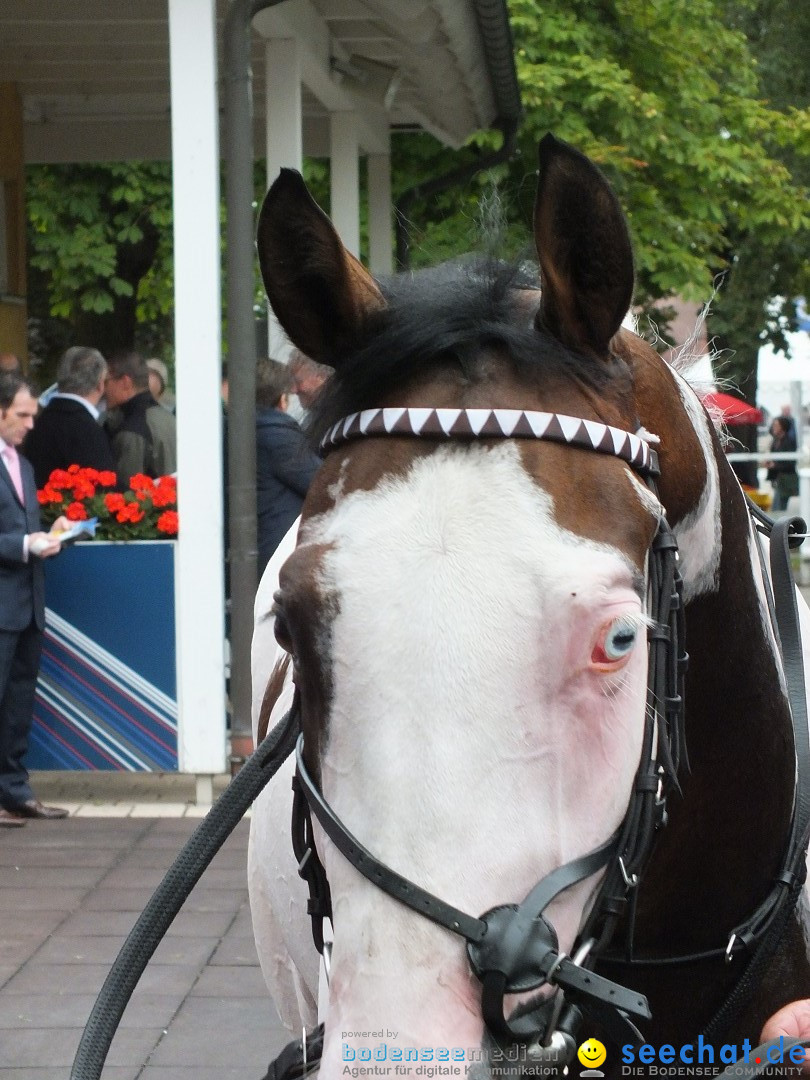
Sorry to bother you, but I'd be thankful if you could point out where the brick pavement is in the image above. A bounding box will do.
[0,814,291,1079]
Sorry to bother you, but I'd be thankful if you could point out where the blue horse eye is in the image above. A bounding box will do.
[604,620,637,660]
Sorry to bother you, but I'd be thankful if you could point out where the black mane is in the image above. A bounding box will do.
[306,258,612,444]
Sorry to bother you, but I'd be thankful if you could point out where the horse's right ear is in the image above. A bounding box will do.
[534,134,634,357]
[256,169,385,364]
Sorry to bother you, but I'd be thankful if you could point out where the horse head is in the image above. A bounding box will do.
[253,135,808,1075]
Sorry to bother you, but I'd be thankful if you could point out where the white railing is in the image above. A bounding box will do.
[726,451,810,560]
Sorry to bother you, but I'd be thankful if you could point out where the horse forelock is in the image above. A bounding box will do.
[305,261,627,448]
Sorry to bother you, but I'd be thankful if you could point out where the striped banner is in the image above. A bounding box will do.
[29,541,179,771]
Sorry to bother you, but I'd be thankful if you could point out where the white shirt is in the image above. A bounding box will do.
[50,392,101,420]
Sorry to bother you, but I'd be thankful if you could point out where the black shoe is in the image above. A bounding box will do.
[10,800,69,820]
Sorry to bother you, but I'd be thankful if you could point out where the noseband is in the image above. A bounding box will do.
[292,406,687,1056]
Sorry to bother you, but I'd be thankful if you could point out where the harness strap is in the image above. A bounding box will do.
[296,732,654,1044]
[695,514,810,1047]
[294,737,488,943]
[769,517,810,869]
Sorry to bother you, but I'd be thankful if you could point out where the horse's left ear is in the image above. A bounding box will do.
[534,134,634,356]
[256,169,385,364]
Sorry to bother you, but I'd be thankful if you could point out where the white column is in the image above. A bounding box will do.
[168,0,226,774]
[330,111,360,257]
[265,37,303,359]
[367,152,392,275]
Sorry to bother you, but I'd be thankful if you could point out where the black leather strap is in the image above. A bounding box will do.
[294,736,488,943]
[769,518,810,868]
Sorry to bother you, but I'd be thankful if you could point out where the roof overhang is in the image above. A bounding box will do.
[0,0,519,163]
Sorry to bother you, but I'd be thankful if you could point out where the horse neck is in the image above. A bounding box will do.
[626,436,800,1035]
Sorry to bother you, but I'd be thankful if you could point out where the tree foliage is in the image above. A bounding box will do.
[25,0,810,392]
[704,0,810,405]
[395,0,809,368]
[26,163,174,366]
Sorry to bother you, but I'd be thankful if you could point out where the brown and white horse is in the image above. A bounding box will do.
[248,135,810,1077]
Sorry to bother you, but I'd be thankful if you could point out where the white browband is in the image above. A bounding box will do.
[320,407,660,477]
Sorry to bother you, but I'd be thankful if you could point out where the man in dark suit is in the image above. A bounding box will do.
[24,346,116,487]
[0,372,69,827]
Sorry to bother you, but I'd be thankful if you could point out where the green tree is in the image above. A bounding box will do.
[705,0,810,407]
[394,0,810,363]
[26,162,174,367]
[26,158,331,376]
[27,0,809,392]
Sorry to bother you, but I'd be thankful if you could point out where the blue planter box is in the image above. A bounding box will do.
[29,541,179,771]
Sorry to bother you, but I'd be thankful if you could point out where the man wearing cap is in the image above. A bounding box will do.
[23,346,117,487]
[146,358,175,412]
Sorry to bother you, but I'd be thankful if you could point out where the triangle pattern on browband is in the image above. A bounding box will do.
[320,408,659,477]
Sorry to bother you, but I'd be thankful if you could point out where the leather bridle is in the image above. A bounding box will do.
[291,407,688,1057]
[289,405,810,1071]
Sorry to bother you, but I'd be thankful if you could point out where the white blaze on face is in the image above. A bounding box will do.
[670,368,722,602]
[299,443,651,1073]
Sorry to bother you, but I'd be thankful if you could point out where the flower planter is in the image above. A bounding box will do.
[29,540,178,771]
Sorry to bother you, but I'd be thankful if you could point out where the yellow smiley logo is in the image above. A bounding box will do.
[577,1039,607,1070]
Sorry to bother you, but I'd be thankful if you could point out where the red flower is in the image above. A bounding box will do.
[38,468,178,540]
[156,511,178,535]
[116,503,145,524]
[104,493,126,513]
[70,478,96,500]
[151,485,176,508]
[66,501,88,521]
[129,473,155,493]
[48,469,73,490]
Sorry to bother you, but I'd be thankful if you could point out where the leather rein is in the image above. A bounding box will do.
[289,406,810,1066]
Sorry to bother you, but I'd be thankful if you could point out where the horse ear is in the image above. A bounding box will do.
[533,134,634,356]
[256,169,385,364]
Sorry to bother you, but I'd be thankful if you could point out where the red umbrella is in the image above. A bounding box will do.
[699,390,763,426]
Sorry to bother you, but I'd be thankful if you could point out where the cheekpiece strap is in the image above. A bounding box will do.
[321,408,660,478]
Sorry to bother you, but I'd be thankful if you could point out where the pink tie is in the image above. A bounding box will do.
[2,446,24,504]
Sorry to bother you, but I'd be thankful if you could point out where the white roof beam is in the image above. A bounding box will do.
[253,0,390,154]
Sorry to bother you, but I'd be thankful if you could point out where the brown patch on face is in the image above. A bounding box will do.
[614,329,709,528]
[257,654,291,743]
[302,356,658,599]
[518,439,657,571]
[276,542,338,773]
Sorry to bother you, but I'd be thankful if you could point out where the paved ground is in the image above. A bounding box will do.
[0,804,292,1080]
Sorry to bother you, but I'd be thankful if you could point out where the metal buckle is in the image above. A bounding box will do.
[526,1028,576,1068]
[619,857,639,888]
[725,933,737,964]
[297,847,312,874]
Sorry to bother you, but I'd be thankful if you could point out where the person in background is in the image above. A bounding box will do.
[288,349,331,414]
[766,415,799,511]
[104,351,177,487]
[0,372,69,826]
[256,358,321,575]
[23,346,116,487]
[0,353,22,374]
[146,358,175,412]
[780,404,796,437]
